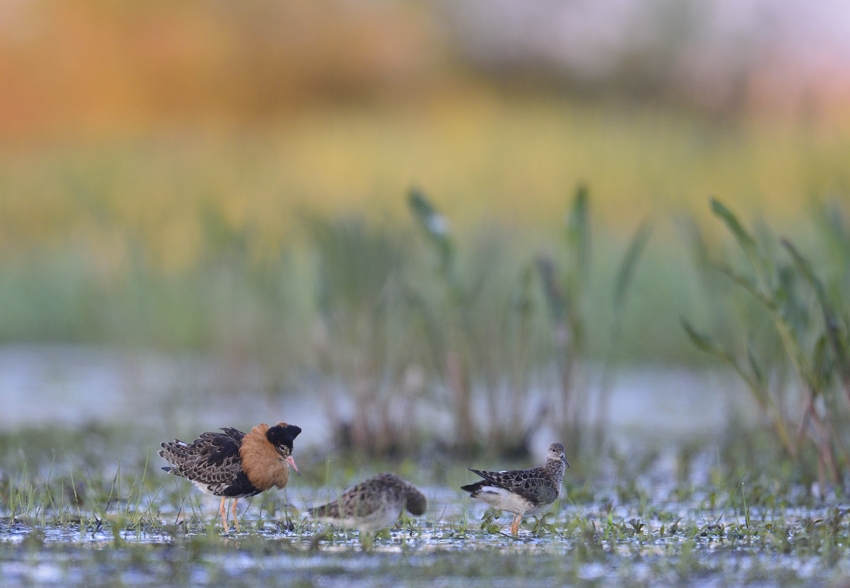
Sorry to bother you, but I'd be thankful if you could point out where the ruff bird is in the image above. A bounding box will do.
[308,473,427,533]
[159,422,301,533]
[461,442,568,535]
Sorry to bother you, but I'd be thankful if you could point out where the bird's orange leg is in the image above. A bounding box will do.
[231,498,240,533]
[219,497,230,533]
[511,515,521,535]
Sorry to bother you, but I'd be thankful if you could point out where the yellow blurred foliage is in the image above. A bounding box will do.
[1,92,848,270]
[1,0,849,271]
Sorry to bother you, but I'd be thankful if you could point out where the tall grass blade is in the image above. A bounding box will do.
[614,220,652,310]
[782,238,850,396]
[746,342,767,392]
[408,188,454,278]
[536,255,565,324]
[680,318,737,367]
[682,318,796,456]
[565,185,590,281]
[713,263,777,311]
[710,199,757,261]
[717,258,814,397]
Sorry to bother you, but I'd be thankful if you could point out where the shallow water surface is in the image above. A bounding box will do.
[0,345,756,449]
[2,483,850,587]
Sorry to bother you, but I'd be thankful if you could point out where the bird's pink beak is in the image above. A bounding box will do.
[287,455,300,475]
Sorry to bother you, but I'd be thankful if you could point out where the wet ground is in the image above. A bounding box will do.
[2,486,850,587]
[1,345,847,586]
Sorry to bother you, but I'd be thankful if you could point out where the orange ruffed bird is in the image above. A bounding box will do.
[159,422,301,533]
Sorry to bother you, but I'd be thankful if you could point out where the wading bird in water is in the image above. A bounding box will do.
[461,442,569,535]
[308,472,427,533]
[159,422,301,533]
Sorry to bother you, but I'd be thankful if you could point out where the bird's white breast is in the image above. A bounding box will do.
[470,486,540,515]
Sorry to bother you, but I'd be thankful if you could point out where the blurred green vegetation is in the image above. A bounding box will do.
[683,199,850,488]
[1,95,849,455]
[1,99,848,366]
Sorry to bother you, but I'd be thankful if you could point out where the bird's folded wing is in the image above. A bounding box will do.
[176,432,244,486]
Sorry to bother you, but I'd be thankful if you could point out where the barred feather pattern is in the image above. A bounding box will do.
[159,427,260,498]
[461,443,568,514]
[308,473,427,532]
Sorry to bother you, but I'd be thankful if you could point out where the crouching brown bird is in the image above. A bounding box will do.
[159,422,301,533]
[308,473,427,534]
[461,442,568,535]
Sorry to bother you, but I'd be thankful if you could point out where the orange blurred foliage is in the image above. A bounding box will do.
[0,0,439,138]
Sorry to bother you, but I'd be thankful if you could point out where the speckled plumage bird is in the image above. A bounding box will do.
[461,442,569,535]
[308,473,427,533]
[159,422,301,533]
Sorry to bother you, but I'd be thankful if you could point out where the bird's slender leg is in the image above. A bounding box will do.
[219,497,230,533]
[231,498,240,533]
[281,489,294,532]
[511,515,521,535]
